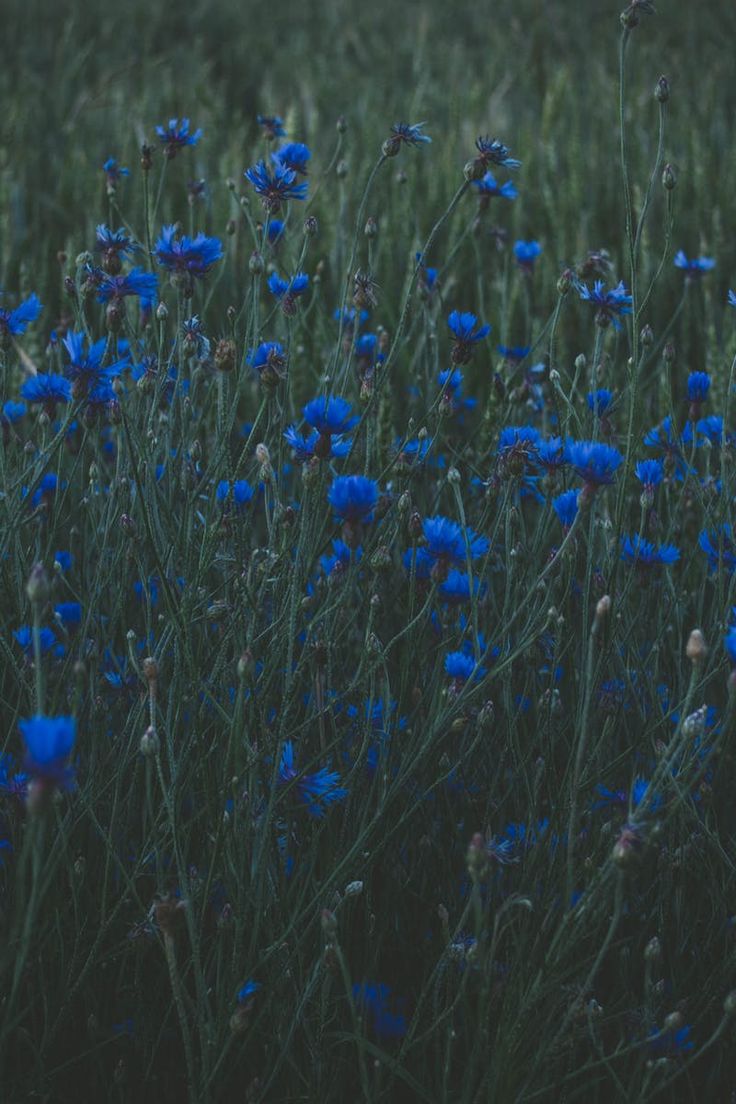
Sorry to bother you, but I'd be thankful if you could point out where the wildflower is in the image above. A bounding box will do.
[621,534,680,570]
[447,310,490,364]
[328,475,378,523]
[444,651,478,682]
[94,225,139,273]
[0,292,42,341]
[102,157,129,191]
[674,250,715,278]
[439,570,480,604]
[687,371,710,418]
[587,389,614,417]
[729,290,736,308]
[283,427,350,461]
[415,252,439,296]
[565,439,623,489]
[247,341,287,386]
[155,118,202,159]
[474,137,521,170]
[267,271,309,315]
[2,400,26,424]
[497,344,530,362]
[19,715,76,792]
[154,226,223,282]
[215,480,254,509]
[635,458,664,492]
[61,331,128,399]
[577,279,633,329]
[535,437,566,471]
[352,982,407,1039]
[14,626,61,656]
[383,122,432,156]
[267,218,285,245]
[96,268,158,304]
[303,396,358,438]
[699,525,736,574]
[320,539,360,577]
[514,240,542,270]
[272,141,311,175]
[257,114,286,139]
[278,741,347,818]
[245,160,308,212]
[553,489,579,530]
[497,425,540,475]
[724,627,736,666]
[474,172,517,202]
[20,373,71,415]
[236,980,260,1004]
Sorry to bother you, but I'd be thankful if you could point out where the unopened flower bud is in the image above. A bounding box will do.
[364,216,378,239]
[321,908,338,942]
[640,323,654,347]
[156,301,168,321]
[644,936,662,962]
[304,215,318,237]
[140,727,160,756]
[336,115,348,134]
[249,251,264,275]
[655,76,670,103]
[463,157,486,182]
[336,158,349,178]
[26,563,50,605]
[662,162,677,191]
[686,629,707,665]
[345,881,363,897]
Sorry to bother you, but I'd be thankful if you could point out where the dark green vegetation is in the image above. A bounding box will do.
[1,1,736,1101]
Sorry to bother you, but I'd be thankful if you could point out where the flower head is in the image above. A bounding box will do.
[284,426,351,461]
[61,330,128,397]
[267,271,309,314]
[0,292,42,339]
[20,373,71,411]
[19,715,76,791]
[272,142,311,175]
[447,310,490,364]
[257,114,286,139]
[634,459,663,491]
[303,396,358,437]
[565,439,623,487]
[687,371,710,406]
[96,268,158,304]
[247,341,287,385]
[514,240,542,269]
[102,157,129,190]
[674,250,715,278]
[386,122,432,152]
[245,160,308,212]
[155,118,202,159]
[474,137,521,169]
[577,279,632,330]
[328,475,378,523]
[553,489,579,529]
[154,226,223,280]
[474,172,517,200]
[621,534,680,569]
[587,389,614,417]
[699,525,736,574]
[278,741,347,818]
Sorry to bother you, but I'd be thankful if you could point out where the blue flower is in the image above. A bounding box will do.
[699,525,736,574]
[95,225,139,260]
[283,426,351,461]
[0,291,42,338]
[447,310,490,364]
[154,226,223,279]
[687,371,710,404]
[97,268,158,304]
[14,626,61,656]
[267,271,309,313]
[62,331,128,395]
[236,980,260,1004]
[389,122,432,147]
[423,516,489,567]
[474,137,521,169]
[725,627,736,665]
[54,602,82,625]
[215,480,254,508]
[620,534,680,568]
[439,570,481,604]
[497,344,530,362]
[257,114,286,139]
[535,436,565,471]
[648,1023,694,1057]
[674,250,715,278]
[2,400,26,423]
[565,440,623,487]
[19,715,76,790]
[155,118,202,158]
[246,341,287,383]
[328,476,378,523]
[474,172,517,200]
[54,550,72,571]
[272,141,311,175]
[729,290,736,308]
[695,415,726,445]
[415,252,439,293]
[320,539,361,577]
[444,651,477,681]
[514,240,542,269]
[267,219,285,245]
[102,157,129,187]
[635,459,663,489]
[20,373,71,409]
[303,396,358,436]
[245,160,308,212]
[278,741,347,818]
[577,280,633,329]
[553,489,579,529]
[587,389,614,416]
[352,982,407,1039]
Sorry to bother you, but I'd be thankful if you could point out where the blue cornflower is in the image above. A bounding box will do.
[54,551,72,571]
[497,344,530,362]
[19,715,76,790]
[14,626,60,656]
[535,436,565,471]
[388,122,432,148]
[0,291,42,339]
[102,157,129,188]
[729,290,736,308]
[643,416,687,459]
[439,570,480,604]
[648,1023,694,1057]
[320,539,360,577]
[97,268,158,304]
[267,219,285,245]
[687,371,710,405]
[267,271,309,313]
[272,141,311,175]
[356,333,378,363]
[394,436,431,465]
[303,396,358,437]
[514,240,542,269]
[2,400,26,423]
[424,516,489,565]
[257,114,286,139]
[328,475,378,523]
[283,426,351,461]
[674,250,715,278]
[587,389,614,416]
[236,980,260,1004]
[278,741,347,818]
[246,341,287,384]
[20,373,71,410]
[155,118,202,158]
[95,225,139,261]
[54,602,82,626]
[448,310,491,364]
[621,534,680,569]
[474,171,517,199]
[245,160,308,212]
[154,226,223,280]
[565,439,623,488]
[352,982,407,1039]
[415,252,439,295]
[577,279,633,330]
[699,525,736,574]
[215,480,254,508]
[474,137,521,169]
[444,651,478,682]
[62,331,128,395]
[725,627,736,665]
[635,459,664,490]
[497,425,541,474]
[553,489,579,529]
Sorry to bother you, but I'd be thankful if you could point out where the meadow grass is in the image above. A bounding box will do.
[1,1,736,1100]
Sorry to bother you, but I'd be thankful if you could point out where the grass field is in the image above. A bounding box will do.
[1,1,736,1100]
